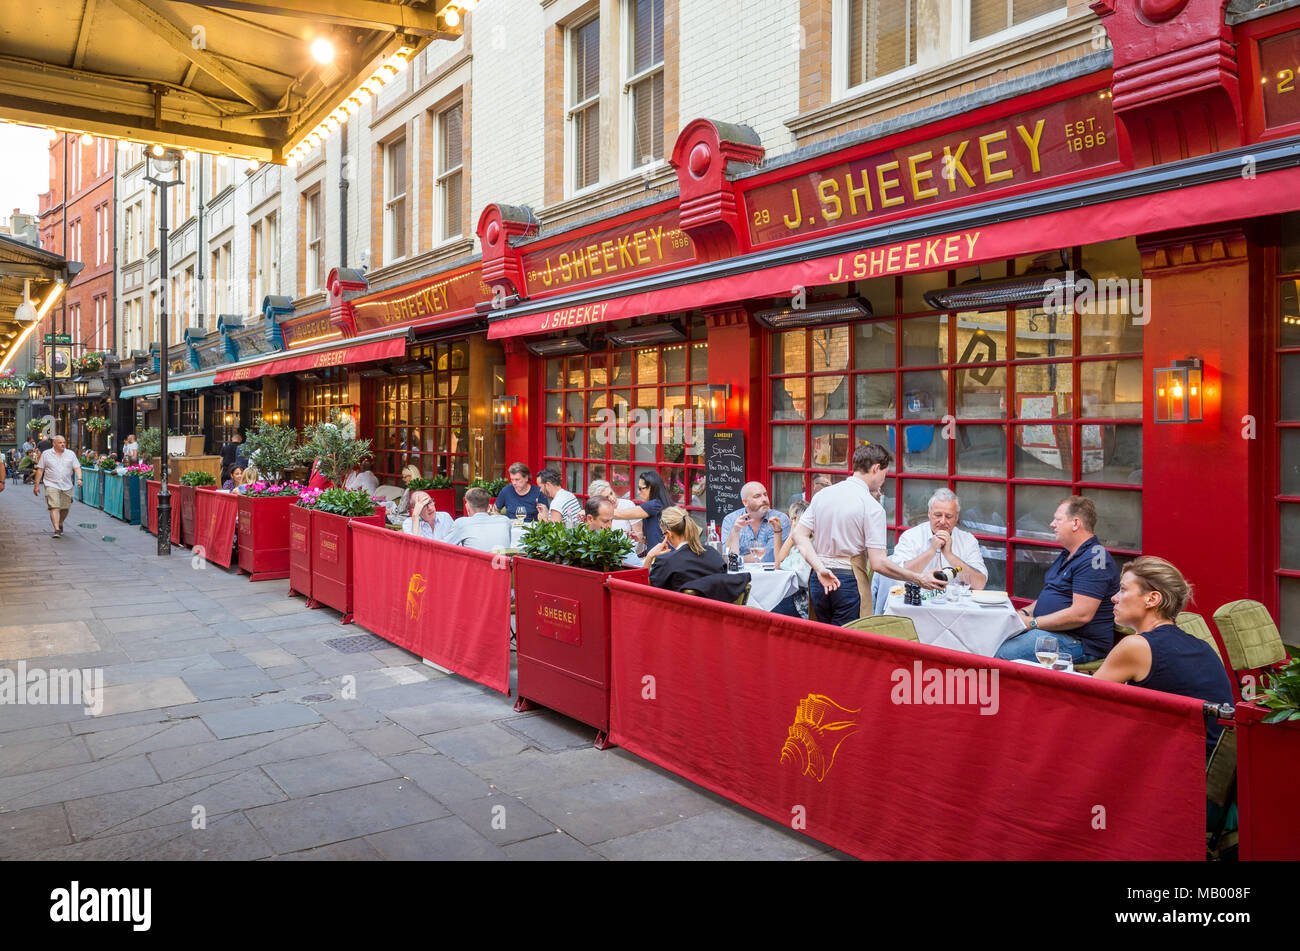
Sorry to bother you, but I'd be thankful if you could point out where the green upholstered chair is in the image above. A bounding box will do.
[1176,611,1224,662]
[682,582,751,607]
[843,614,919,642]
[1073,623,1134,674]
[1205,726,1238,860]
[1211,600,1288,672]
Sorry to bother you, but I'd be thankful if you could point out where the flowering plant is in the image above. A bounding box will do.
[241,481,306,498]
[27,418,47,433]
[86,416,111,433]
[73,352,104,373]
[96,457,118,471]
[296,487,324,509]
[125,463,152,475]
[301,487,382,517]
[0,369,26,393]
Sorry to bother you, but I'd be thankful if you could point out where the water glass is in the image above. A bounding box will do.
[1053,651,1073,672]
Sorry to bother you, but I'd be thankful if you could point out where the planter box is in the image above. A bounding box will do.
[309,507,386,624]
[146,480,160,534]
[430,488,456,516]
[102,472,125,520]
[178,483,197,547]
[146,480,182,543]
[237,494,297,581]
[138,477,150,531]
[1234,703,1300,860]
[288,504,313,601]
[81,467,101,508]
[514,557,650,745]
[123,474,142,525]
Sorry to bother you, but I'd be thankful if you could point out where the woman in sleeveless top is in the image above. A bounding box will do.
[1094,555,1233,760]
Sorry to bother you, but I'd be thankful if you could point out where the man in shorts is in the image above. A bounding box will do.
[33,434,82,538]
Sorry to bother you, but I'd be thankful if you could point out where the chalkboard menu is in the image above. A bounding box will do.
[704,429,746,526]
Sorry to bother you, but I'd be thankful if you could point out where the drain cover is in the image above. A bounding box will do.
[101,536,116,542]
[78,523,96,528]
[323,633,389,654]
[301,693,334,703]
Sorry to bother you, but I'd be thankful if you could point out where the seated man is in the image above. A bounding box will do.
[721,481,790,562]
[443,487,512,551]
[537,467,582,525]
[1093,556,1233,760]
[889,487,988,588]
[402,491,454,541]
[995,496,1120,664]
[343,459,380,493]
[646,506,749,603]
[493,462,547,522]
[584,495,616,530]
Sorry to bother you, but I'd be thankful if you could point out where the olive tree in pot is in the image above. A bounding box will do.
[243,423,299,484]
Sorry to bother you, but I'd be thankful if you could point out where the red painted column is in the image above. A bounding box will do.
[704,307,763,480]
[1138,227,1265,617]
[503,339,541,471]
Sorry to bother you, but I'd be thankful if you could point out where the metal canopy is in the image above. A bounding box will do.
[0,235,69,372]
[0,0,463,162]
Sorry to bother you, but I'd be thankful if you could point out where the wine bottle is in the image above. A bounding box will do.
[933,566,959,582]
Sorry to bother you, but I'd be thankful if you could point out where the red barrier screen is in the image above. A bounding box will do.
[195,489,238,568]
[607,580,1207,860]
[351,524,512,695]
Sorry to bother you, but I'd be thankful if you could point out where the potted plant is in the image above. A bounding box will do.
[26,418,46,436]
[296,413,372,487]
[98,456,124,519]
[407,474,455,515]
[243,423,299,483]
[470,476,508,498]
[296,487,386,623]
[1234,656,1300,859]
[513,521,646,746]
[236,481,307,581]
[122,462,150,525]
[178,470,217,547]
[80,454,102,507]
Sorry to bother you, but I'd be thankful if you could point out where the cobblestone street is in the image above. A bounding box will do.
[0,487,846,860]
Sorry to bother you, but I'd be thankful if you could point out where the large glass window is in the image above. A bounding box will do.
[296,367,349,430]
[969,0,1066,43]
[1275,212,1300,645]
[371,341,470,485]
[384,137,407,262]
[211,392,238,446]
[626,0,664,170]
[437,103,464,241]
[768,242,1143,598]
[847,0,917,88]
[542,329,709,522]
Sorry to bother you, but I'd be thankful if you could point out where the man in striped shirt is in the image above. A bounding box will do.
[537,467,583,526]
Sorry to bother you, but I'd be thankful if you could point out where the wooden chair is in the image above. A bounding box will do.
[843,614,919,642]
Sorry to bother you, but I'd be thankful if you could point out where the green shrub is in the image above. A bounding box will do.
[470,476,508,496]
[519,520,634,574]
[179,470,217,486]
[311,487,381,517]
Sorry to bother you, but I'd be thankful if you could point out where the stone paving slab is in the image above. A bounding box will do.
[0,488,853,861]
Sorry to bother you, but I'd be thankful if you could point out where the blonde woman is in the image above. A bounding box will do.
[235,465,260,493]
[645,506,748,603]
[387,464,422,526]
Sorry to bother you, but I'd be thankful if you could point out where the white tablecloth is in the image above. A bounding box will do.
[733,564,798,612]
[883,593,1024,656]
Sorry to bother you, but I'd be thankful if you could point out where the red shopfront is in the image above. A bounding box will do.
[482,3,1300,643]
[217,264,509,496]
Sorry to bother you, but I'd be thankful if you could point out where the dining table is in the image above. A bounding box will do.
[883,590,1026,656]
[731,562,798,612]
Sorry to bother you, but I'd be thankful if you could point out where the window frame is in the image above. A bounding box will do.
[834,0,921,101]
[567,14,603,196]
[960,0,1070,57]
[384,135,409,263]
[622,0,665,175]
[436,102,465,243]
[305,188,324,292]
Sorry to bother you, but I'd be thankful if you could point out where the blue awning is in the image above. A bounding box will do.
[120,372,216,399]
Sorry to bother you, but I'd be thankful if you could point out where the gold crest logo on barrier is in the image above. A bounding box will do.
[780,693,861,782]
[406,573,427,621]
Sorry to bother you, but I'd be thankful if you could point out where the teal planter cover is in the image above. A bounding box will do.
[103,472,125,520]
[81,468,101,507]
[124,474,142,525]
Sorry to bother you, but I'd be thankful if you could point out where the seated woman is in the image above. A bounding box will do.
[221,465,244,492]
[646,506,749,603]
[1093,555,1233,760]
[234,465,260,494]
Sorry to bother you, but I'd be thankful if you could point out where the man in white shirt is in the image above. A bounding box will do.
[794,443,942,625]
[343,460,380,494]
[33,434,83,538]
[890,488,988,588]
[402,491,454,541]
[443,487,512,551]
[537,467,582,525]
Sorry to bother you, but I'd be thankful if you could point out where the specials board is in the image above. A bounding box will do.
[704,428,746,527]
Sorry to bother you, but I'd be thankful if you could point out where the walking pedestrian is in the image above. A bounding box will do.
[32,434,82,538]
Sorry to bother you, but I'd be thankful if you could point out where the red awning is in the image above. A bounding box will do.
[213,336,406,383]
[487,163,1300,339]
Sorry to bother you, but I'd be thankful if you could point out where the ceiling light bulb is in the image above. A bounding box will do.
[307,133,321,148]
[151,143,165,157]
[443,7,460,27]
[389,54,409,72]
[246,159,259,172]
[311,37,335,64]
[184,149,197,161]
[325,116,340,133]
[380,64,398,80]
[117,139,131,150]
[80,132,94,146]
[217,154,229,166]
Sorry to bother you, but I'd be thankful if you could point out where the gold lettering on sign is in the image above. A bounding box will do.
[822,230,984,283]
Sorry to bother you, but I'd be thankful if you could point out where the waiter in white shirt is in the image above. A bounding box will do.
[889,487,988,589]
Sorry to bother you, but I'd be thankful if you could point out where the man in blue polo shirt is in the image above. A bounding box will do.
[995,495,1120,663]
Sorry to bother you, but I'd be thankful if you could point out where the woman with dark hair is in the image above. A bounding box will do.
[615,470,672,552]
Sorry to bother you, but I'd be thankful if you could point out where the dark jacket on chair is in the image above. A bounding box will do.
[650,544,750,604]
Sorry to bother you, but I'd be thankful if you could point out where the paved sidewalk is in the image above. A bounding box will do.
[0,485,847,860]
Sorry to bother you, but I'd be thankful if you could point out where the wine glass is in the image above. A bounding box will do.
[1053,651,1073,672]
[514,505,527,524]
[748,544,766,564]
[1034,635,1059,669]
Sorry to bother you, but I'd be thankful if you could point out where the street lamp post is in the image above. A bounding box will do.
[145,148,183,556]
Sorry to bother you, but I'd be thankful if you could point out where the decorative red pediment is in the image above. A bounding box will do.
[326,267,368,338]
[476,203,538,301]
[670,118,765,261]
[1091,0,1242,165]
